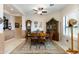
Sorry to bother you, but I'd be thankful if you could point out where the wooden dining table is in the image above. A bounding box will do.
[30,33,46,49]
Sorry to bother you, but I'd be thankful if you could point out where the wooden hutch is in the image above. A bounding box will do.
[46,18,59,41]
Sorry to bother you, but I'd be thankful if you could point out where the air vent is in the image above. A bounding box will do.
[50,4,54,6]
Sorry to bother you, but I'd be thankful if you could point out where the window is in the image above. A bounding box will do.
[63,12,79,40]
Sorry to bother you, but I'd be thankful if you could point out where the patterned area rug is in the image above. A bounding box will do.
[11,39,66,54]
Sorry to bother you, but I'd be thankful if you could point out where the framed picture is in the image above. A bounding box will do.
[15,23,19,28]
[8,23,12,30]
[34,21,38,28]
[34,21,38,24]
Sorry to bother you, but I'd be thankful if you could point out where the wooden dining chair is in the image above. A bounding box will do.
[38,32,46,48]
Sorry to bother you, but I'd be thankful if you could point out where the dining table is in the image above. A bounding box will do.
[30,33,46,49]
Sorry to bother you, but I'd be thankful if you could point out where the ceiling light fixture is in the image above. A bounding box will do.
[33,7,47,15]
[37,11,42,15]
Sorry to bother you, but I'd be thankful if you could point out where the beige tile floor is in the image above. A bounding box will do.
[5,38,25,54]
[11,39,66,54]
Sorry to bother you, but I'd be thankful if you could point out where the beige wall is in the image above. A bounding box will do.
[0,4,4,53]
[0,34,4,53]
[15,16,22,38]
[22,16,26,38]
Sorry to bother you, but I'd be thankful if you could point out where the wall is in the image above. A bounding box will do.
[4,13,15,30]
[0,5,3,33]
[15,16,22,38]
[25,15,47,32]
[4,13,15,41]
[22,16,26,38]
[0,4,4,53]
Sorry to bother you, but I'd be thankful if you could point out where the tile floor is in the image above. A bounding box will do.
[5,38,25,54]
[11,39,66,54]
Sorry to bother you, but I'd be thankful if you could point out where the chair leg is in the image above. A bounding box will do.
[44,43,46,49]
[39,43,40,49]
[30,39,31,49]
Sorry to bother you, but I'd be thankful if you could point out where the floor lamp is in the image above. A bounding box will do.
[66,19,78,54]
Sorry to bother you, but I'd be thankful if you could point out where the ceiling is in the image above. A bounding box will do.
[4,4,67,16]
[4,4,23,16]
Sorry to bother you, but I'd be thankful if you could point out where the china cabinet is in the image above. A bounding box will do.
[46,18,59,41]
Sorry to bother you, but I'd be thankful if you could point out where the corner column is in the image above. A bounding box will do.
[0,4,4,54]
